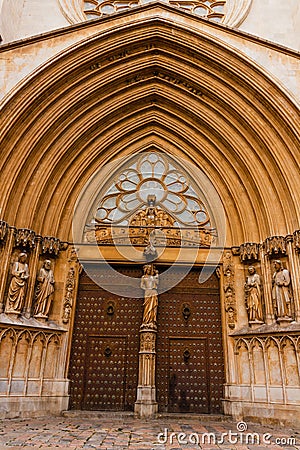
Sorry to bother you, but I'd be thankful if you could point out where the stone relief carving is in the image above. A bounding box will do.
[244,266,264,325]
[264,236,286,256]
[33,260,55,319]
[140,332,156,352]
[5,253,29,315]
[234,335,300,393]
[0,221,8,241]
[293,230,300,252]
[223,251,236,329]
[15,229,36,248]
[272,260,293,324]
[41,237,61,256]
[239,242,259,262]
[62,267,76,324]
[140,264,159,329]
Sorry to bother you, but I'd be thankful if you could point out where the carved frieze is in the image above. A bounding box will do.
[239,242,259,262]
[223,251,236,329]
[41,237,61,256]
[0,221,8,241]
[264,236,286,257]
[15,228,36,248]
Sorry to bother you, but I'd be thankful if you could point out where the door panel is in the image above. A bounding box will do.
[68,266,143,411]
[82,336,126,410]
[168,338,209,413]
[156,267,224,413]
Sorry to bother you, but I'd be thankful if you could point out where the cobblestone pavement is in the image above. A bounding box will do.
[0,413,300,449]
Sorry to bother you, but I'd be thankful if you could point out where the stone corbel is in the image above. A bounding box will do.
[239,242,260,262]
[264,236,286,257]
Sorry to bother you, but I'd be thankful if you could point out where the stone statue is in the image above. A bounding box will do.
[244,266,263,323]
[140,264,159,327]
[6,252,29,314]
[33,260,55,319]
[272,260,293,320]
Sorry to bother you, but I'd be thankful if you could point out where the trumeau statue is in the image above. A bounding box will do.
[34,260,55,319]
[6,252,29,314]
[272,260,293,321]
[244,266,263,323]
[140,264,159,328]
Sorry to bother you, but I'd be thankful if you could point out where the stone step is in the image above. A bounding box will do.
[62,410,232,422]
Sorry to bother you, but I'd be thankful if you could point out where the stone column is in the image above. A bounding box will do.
[0,226,15,313]
[134,328,158,418]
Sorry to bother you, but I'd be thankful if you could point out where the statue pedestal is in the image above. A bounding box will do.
[249,320,264,330]
[134,327,158,418]
[135,386,158,418]
[277,317,293,327]
[5,311,21,320]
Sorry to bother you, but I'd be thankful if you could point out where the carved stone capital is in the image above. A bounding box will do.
[264,236,286,257]
[15,228,36,248]
[239,242,259,262]
[41,236,61,255]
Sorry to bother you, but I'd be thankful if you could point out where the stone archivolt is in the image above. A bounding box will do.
[0,13,299,244]
[0,6,299,424]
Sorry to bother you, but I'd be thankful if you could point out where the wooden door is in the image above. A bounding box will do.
[68,266,143,411]
[156,267,224,413]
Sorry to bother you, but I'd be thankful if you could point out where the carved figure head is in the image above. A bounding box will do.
[18,252,27,263]
[248,266,256,275]
[273,260,282,271]
[44,259,52,270]
[143,264,153,275]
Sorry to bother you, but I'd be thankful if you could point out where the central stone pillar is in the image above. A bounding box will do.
[134,328,158,418]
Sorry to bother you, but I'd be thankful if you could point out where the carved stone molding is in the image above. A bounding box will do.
[264,236,286,257]
[0,221,8,241]
[239,242,259,262]
[223,0,253,27]
[58,0,252,28]
[223,251,236,329]
[15,229,36,248]
[41,237,61,256]
[293,230,300,253]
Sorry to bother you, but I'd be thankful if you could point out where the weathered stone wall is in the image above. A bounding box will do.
[0,224,80,418]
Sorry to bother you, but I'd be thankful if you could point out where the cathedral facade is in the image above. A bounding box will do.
[0,0,300,426]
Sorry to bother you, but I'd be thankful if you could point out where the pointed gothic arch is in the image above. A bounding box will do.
[0,7,299,247]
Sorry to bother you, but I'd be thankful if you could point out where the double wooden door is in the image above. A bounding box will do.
[68,265,224,413]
